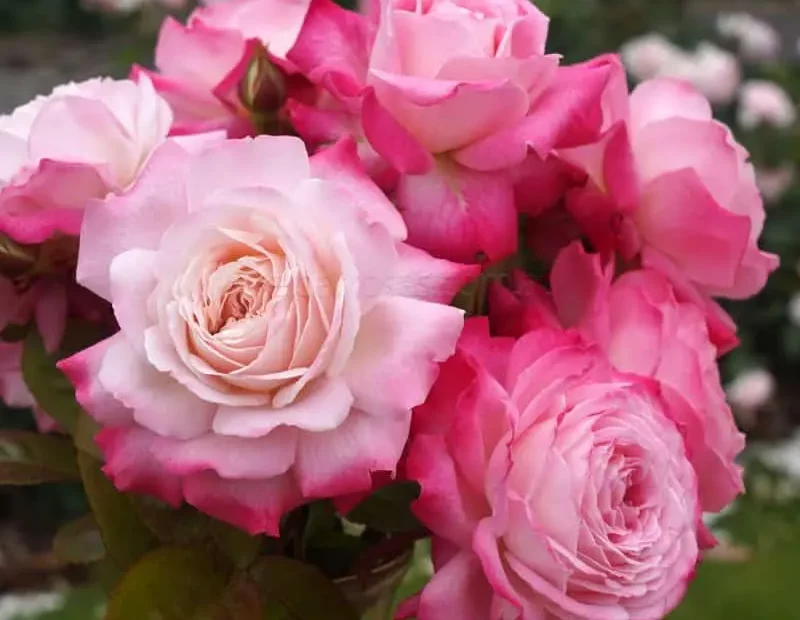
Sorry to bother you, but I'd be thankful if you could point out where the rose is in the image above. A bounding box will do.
[490,242,745,514]
[562,78,778,303]
[620,32,684,82]
[134,0,311,137]
[286,0,613,263]
[59,135,476,535]
[0,274,108,432]
[83,0,186,13]
[403,318,701,619]
[0,77,171,244]
[738,80,797,130]
[717,12,781,63]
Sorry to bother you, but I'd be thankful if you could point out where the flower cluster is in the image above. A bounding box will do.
[0,0,778,618]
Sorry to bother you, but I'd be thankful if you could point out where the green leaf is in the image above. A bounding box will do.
[347,482,422,533]
[54,514,105,564]
[74,411,102,459]
[199,574,263,620]
[250,556,359,620]
[105,547,228,620]
[77,451,155,573]
[21,328,81,434]
[206,518,263,570]
[0,430,79,484]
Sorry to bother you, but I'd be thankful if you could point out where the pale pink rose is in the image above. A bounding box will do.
[717,12,781,63]
[620,32,684,81]
[134,0,311,137]
[738,80,796,130]
[684,43,741,105]
[402,319,701,620]
[59,136,476,535]
[562,78,778,303]
[757,163,795,205]
[0,77,172,244]
[287,0,615,263]
[726,368,775,412]
[489,243,745,514]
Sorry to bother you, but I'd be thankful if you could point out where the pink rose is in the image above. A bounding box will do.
[59,136,476,535]
[83,0,187,13]
[404,319,701,619]
[0,274,108,432]
[0,77,171,244]
[738,80,796,130]
[489,243,745,513]
[135,0,311,137]
[287,0,614,263]
[562,78,778,302]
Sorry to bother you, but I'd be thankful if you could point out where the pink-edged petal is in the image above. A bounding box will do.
[361,89,433,175]
[188,136,310,209]
[98,334,216,440]
[629,78,713,134]
[58,338,133,427]
[0,160,105,244]
[183,470,303,536]
[32,280,67,352]
[287,0,371,97]
[150,425,299,480]
[550,241,612,347]
[637,169,752,292]
[309,137,406,239]
[369,70,530,154]
[415,550,494,620]
[396,160,517,263]
[212,376,353,437]
[77,139,192,299]
[294,409,409,497]
[454,56,612,171]
[386,243,479,304]
[109,249,158,350]
[96,425,184,507]
[344,296,464,416]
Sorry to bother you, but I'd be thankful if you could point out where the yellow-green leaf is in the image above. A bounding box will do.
[106,547,228,620]
[0,430,79,485]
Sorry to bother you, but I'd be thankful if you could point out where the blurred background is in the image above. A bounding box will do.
[3,0,800,618]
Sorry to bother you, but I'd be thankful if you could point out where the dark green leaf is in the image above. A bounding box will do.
[21,328,81,434]
[0,430,79,484]
[250,556,359,620]
[77,451,155,573]
[74,411,102,458]
[199,574,263,620]
[0,322,29,342]
[347,482,422,533]
[105,547,228,620]
[54,514,105,564]
[206,518,263,570]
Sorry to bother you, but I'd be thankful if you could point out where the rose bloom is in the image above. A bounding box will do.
[683,43,741,105]
[756,164,795,205]
[620,32,683,82]
[717,12,781,63]
[738,80,797,130]
[726,368,775,413]
[0,77,171,244]
[59,135,476,534]
[562,78,778,305]
[489,243,745,513]
[134,0,311,137]
[403,318,701,620]
[0,274,109,432]
[287,0,614,263]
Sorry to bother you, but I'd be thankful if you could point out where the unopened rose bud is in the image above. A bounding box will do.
[239,50,286,117]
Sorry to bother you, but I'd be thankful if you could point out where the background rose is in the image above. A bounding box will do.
[0,76,171,244]
[404,319,701,620]
[738,80,797,130]
[59,135,476,535]
[491,243,745,515]
[562,78,778,301]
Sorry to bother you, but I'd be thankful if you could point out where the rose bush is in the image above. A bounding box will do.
[59,135,476,534]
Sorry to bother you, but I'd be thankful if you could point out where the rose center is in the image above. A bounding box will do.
[206,256,279,334]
